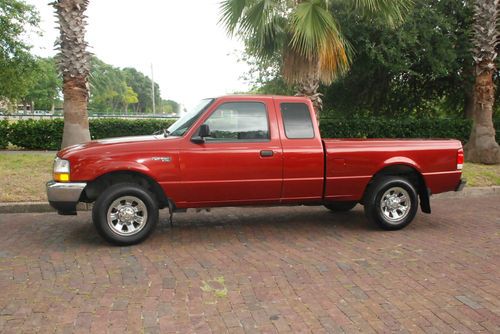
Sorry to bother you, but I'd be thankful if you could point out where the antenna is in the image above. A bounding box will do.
[151,63,156,115]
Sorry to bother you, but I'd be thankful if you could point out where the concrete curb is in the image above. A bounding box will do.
[0,186,499,214]
[0,202,92,214]
[432,185,500,199]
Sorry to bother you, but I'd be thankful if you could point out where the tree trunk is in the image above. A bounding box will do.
[465,70,500,163]
[53,0,91,148]
[61,76,91,148]
[295,73,322,124]
[465,0,500,164]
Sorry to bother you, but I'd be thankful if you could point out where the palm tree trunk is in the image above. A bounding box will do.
[61,76,91,147]
[465,0,500,164]
[53,0,91,148]
[465,70,500,163]
[295,71,323,123]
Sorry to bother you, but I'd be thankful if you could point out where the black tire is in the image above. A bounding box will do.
[92,183,159,245]
[364,176,418,230]
[324,201,357,212]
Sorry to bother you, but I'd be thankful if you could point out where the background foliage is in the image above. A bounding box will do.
[246,0,499,119]
[2,117,498,151]
[0,120,10,149]
[0,0,39,101]
[5,119,176,150]
[1,55,179,115]
[322,0,477,117]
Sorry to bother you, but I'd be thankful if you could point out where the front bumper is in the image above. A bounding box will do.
[455,179,467,192]
[46,181,87,215]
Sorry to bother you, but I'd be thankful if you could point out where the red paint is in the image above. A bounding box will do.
[58,95,463,208]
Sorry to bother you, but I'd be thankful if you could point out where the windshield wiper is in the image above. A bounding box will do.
[153,129,170,137]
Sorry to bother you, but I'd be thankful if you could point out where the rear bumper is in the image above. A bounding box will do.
[46,181,87,215]
[455,179,466,192]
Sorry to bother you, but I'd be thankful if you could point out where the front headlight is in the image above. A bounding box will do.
[53,157,70,182]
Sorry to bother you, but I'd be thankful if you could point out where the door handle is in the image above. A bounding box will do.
[260,150,274,157]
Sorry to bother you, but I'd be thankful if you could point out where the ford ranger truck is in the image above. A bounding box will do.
[46,95,465,245]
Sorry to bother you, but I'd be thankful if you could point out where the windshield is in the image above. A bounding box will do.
[168,98,214,136]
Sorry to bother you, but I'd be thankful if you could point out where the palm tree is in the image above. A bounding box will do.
[465,0,500,164]
[219,0,412,121]
[52,0,91,148]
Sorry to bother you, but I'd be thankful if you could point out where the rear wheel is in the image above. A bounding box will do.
[324,201,357,212]
[364,176,418,230]
[92,183,159,245]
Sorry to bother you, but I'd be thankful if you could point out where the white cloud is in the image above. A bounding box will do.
[26,0,251,109]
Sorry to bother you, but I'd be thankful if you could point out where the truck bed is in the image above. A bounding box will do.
[323,138,463,201]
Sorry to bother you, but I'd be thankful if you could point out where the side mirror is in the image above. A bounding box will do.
[199,124,210,137]
[191,124,210,144]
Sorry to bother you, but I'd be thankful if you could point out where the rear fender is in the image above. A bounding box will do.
[369,159,431,214]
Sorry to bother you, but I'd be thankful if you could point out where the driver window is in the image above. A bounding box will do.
[203,102,269,141]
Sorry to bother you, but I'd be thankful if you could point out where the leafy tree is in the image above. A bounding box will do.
[219,0,411,120]
[24,57,61,111]
[240,52,295,95]
[0,0,39,102]
[89,57,129,112]
[123,86,138,113]
[123,67,161,113]
[161,99,180,115]
[88,58,169,114]
[322,0,475,117]
[243,0,481,119]
[52,0,91,148]
[465,0,499,164]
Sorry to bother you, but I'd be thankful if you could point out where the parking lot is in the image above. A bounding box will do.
[0,195,499,333]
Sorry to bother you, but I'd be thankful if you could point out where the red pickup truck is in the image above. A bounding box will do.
[47,95,465,245]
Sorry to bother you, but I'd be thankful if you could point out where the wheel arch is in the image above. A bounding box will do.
[364,163,430,214]
[82,170,170,209]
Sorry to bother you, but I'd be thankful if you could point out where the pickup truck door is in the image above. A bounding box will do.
[274,99,324,202]
[179,100,283,206]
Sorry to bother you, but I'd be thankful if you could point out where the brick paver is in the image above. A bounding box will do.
[0,195,499,333]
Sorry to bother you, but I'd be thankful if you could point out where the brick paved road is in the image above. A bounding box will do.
[0,196,499,333]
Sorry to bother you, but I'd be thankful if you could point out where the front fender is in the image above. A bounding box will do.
[70,153,180,183]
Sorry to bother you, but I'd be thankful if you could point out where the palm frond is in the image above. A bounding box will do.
[219,0,286,59]
[350,0,413,27]
[218,0,248,35]
[288,0,350,84]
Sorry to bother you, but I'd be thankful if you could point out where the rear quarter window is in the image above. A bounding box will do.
[280,103,315,139]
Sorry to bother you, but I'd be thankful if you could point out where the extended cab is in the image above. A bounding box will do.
[47,95,465,245]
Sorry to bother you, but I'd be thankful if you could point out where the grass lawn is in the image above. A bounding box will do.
[462,163,500,187]
[0,153,54,202]
[0,152,499,203]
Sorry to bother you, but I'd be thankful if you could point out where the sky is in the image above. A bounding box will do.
[25,0,251,110]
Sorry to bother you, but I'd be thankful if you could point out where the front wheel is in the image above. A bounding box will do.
[364,176,418,230]
[92,183,159,245]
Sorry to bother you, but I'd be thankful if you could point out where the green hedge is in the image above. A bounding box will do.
[7,118,175,150]
[89,119,175,139]
[8,119,64,150]
[319,117,479,143]
[1,117,498,150]
[0,120,9,149]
